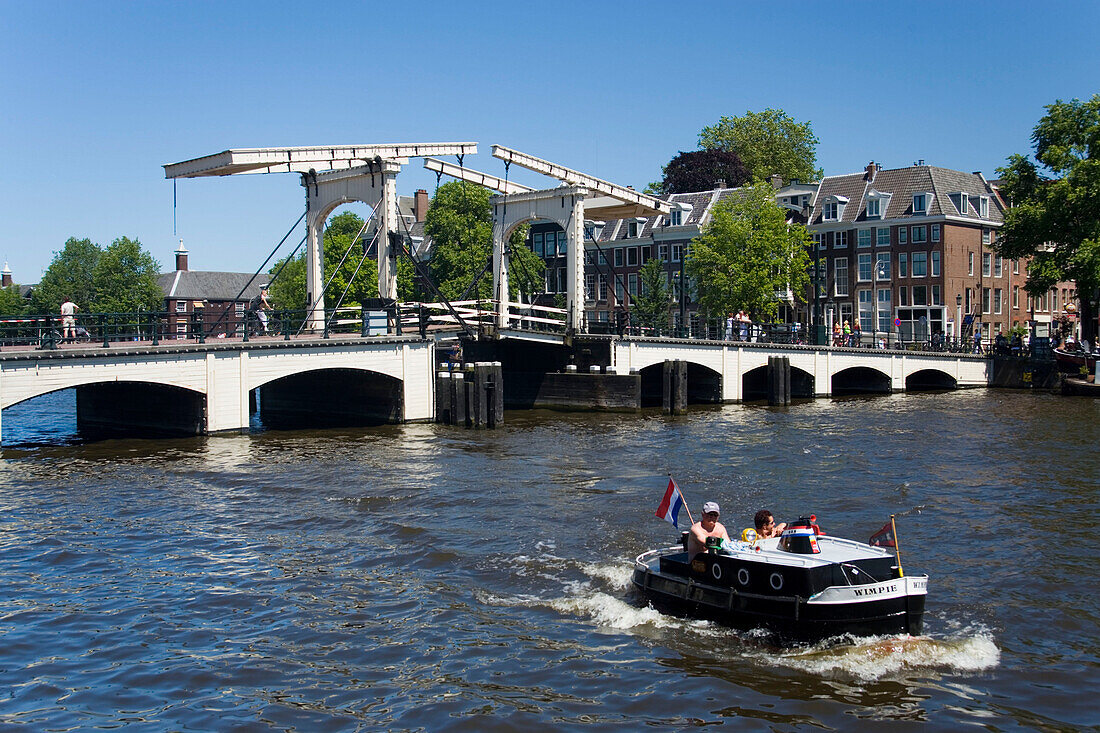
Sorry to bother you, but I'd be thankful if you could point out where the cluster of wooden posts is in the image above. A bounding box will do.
[435,362,504,428]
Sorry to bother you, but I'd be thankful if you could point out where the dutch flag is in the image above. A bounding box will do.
[655,478,684,528]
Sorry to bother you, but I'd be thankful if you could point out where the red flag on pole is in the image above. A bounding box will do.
[869,520,896,547]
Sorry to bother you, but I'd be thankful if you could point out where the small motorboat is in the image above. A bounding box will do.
[631,516,927,643]
[1054,346,1097,375]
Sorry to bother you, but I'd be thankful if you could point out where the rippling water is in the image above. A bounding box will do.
[1,390,1098,730]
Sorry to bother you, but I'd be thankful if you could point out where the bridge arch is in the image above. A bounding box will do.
[905,368,958,391]
[254,367,404,428]
[638,361,722,407]
[832,366,892,395]
[741,364,816,401]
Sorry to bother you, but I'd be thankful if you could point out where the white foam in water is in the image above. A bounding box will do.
[774,629,1000,681]
[576,561,633,590]
[549,590,679,630]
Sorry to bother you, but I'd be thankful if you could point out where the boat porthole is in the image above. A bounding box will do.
[737,568,750,586]
[769,572,784,590]
[710,564,722,581]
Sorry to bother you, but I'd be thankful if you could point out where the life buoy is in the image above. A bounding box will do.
[737,568,750,586]
[711,563,723,581]
[770,572,784,590]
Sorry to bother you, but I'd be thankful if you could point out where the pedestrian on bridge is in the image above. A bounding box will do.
[60,298,78,343]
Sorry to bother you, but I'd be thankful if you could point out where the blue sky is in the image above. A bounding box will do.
[1,0,1097,284]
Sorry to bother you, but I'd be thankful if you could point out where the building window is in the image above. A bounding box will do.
[858,229,872,248]
[899,227,907,245]
[867,198,880,218]
[1052,288,1059,312]
[899,286,909,306]
[175,300,187,313]
[982,252,991,277]
[912,285,928,306]
[657,244,668,261]
[858,253,873,282]
[979,196,989,218]
[626,247,639,267]
[898,252,908,278]
[931,224,940,242]
[911,226,927,243]
[966,287,973,312]
[994,255,1003,278]
[994,288,1003,314]
[968,252,975,276]
[858,290,874,332]
[877,288,892,332]
[835,258,849,296]
[671,243,682,262]
[669,210,682,226]
[598,274,607,300]
[813,232,823,250]
[913,194,927,214]
[982,287,991,314]
[628,273,638,296]
[640,245,651,263]
[585,274,596,300]
[614,248,623,267]
[1013,259,1020,274]
[931,285,942,305]
[931,251,941,277]
[835,231,848,248]
[876,252,890,281]
[876,227,890,246]
[912,252,927,277]
[824,202,838,220]
[982,228,991,245]
[1013,285,1020,309]
[533,232,544,256]
[956,193,969,215]
[627,221,640,238]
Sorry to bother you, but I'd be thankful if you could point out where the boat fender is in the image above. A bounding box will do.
[737,568,750,586]
[769,572,784,590]
[711,563,723,581]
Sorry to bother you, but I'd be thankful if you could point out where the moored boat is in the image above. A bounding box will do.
[631,517,927,643]
[1053,346,1097,375]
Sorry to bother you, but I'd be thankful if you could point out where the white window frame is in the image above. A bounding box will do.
[911,225,927,243]
[657,244,668,261]
[979,196,989,218]
[834,258,849,297]
[876,252,890,281]
[858,229,872,248]
[931,251,940,277]
[858,253,873,282]
[899,227,907,245]
[834,230,848,248]
[912,251,927,278]
[982,252,992,277]
[931,224,940,242]
[898,252,908,278]
[876,227,890,247]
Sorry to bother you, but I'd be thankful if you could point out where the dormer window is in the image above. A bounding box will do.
[913,193,927,214]
[669,210,682,226]
[979,196,989,218]
[953,192,969,215]
[822,195,848,222]
[865,189,891,220]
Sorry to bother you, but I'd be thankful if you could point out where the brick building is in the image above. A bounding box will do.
[807,163,1015,344]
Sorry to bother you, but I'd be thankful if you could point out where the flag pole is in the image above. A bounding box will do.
[671,473,694,527]
[891,513,904,577]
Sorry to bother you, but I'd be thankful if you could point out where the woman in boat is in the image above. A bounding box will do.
[754,509,787,539]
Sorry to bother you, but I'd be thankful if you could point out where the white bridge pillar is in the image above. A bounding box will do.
[303,161,402,331]
[491,186,588,332]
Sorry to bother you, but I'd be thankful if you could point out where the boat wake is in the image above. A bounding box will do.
[483,556,1000,682]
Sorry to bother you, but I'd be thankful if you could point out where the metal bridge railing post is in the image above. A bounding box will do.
[243,311,250,343]
[151,313,160,346]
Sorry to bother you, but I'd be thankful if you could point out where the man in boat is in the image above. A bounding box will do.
[754,509,787,539]
[688,502,731,559]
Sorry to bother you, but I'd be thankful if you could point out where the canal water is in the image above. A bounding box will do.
[1,390,1098,730]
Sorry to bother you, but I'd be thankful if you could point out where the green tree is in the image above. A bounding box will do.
[90,237,163,313]
[686,182,811,322]
[0,284,26,317]
[633,258,673,331]
[31,237,102,314]
[995,95,1100,341]
[698,108,822,184]
[424,181,544,301]
[647,149,752,197]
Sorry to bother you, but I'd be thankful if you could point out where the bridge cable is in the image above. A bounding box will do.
[202,210,306,339]
[297,211,376,335]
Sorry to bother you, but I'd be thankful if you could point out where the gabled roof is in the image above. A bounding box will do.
[810,165,1005,225]
[158,270,267,301]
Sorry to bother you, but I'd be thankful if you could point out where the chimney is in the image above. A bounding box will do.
[770,173,783,190]
[414,189,429,222]
[175,240,188,272]
[1,262,11,288]
[865,161,877,182]
[715,179,727,189]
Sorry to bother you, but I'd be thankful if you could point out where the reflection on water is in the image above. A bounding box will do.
[0,389,1097,730]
